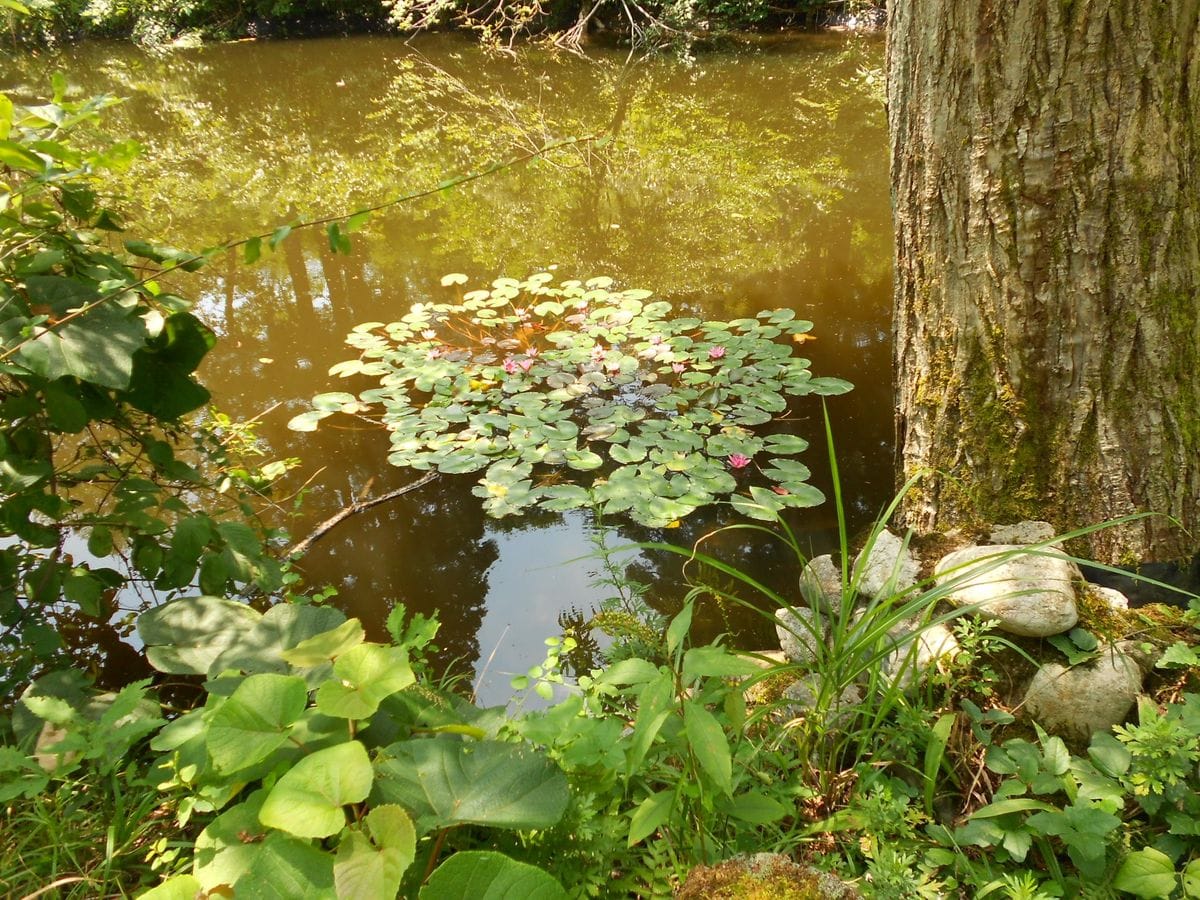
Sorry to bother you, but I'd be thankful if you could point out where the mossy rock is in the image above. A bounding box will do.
[676,853,860,900]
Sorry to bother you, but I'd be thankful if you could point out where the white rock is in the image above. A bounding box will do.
[988,521,1057,545]
[1023,646,1144,742]
[744,649,788,669]
[882,620,962,690]
[853,530,920,601]
[800,554,844,613]
[782,675,862,727]
[775,606,826,668]
[1090,585,1130,610]
[1115,639,1161,673]
[934,544,1078,637]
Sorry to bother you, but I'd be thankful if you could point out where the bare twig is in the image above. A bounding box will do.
[286,473,438,558]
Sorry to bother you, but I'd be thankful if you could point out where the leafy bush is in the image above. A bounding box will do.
[4,0,389,45]
[0,85,294,692]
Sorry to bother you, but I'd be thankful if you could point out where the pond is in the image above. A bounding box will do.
[6,32,892,704]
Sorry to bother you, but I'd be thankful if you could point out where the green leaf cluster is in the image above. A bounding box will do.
[0,87,293,692]
[935,695,1200,895]
[134,597,570,898]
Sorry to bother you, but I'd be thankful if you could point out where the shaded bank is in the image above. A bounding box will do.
[3,0,883,48]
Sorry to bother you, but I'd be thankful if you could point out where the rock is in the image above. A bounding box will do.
[854,530,920,600]
[800,554,844,613]
[1115,639,1161,674]
[676,853,861,899]
[745,649,789,669]
[1090,585,1130,610]
[775,606,826,668]
[1023,645,1144,742]
[934,544,1078,637]
[988,521,1057,545]
[881,620,962,690]
[781,675,862,727]
[33,721,79,772]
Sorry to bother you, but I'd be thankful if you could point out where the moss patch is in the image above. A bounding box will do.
[676,854,861,900]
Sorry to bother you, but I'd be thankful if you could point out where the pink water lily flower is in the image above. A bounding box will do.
[518,358,534,372]
[503,358,518,374]
[729,453,752,470]
[672,362,687,373]
[421,329,438,340]
[708,346,726,360]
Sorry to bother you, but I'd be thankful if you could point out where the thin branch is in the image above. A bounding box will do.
[286,473,438,558]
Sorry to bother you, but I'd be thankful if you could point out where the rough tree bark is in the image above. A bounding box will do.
[888,0,1200,563]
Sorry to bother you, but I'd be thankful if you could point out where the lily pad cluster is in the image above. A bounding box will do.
[289,274,852,527]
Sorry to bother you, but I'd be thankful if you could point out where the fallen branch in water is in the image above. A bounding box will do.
[287,472,438,558]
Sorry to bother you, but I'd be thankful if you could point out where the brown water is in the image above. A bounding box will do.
[6,33,892,703]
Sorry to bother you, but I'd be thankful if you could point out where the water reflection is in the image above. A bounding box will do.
[6,33,892,694]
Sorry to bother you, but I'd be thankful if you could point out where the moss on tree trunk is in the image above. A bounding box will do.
[887,0,1200,563]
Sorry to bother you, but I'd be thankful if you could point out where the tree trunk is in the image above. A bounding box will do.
[888,0,1200,563]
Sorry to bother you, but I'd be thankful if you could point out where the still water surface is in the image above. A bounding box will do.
[9,34,892,703]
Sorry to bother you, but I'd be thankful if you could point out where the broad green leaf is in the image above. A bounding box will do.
[139,876,205,899]
[345,210,372,232]
[420,851,567,900]
[281,619,365,667]
[0,137,43,171]
[626,672,674,778]
[234,831,335,899]
[315,644,415,719]
[1113,847,1177,898]
[243,237,262,264]
[1158,641,1200,668]
[259,741,373,839]
[665,601,693,656]
[194,793,268,890]
[373,739,568,833]
[210,604,347,676]
[1183,858,1200,897]
[44,381,88,432]
[21,694,75,726]
[207,674,308,774]
[19,303,146,390]
[596,658,662,686]
[269,226,292,250]
[682,646,763,680]
[684,703,732,796]
[724,791,788,824]
[62,572,103,616]
[627,790,674,846]
[138,596,263,675]
[333,805,416,900]
[969,798,1056,818]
